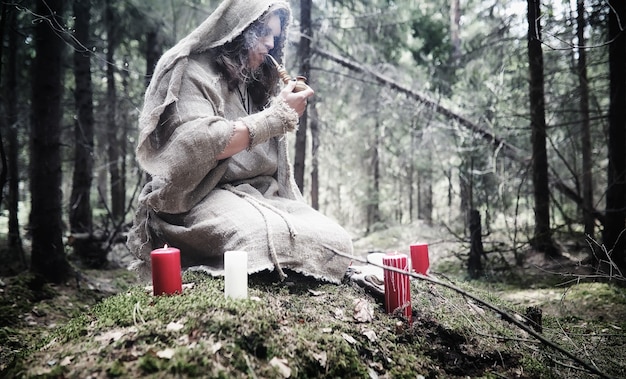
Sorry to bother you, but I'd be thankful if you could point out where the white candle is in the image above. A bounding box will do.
[224,250,248,299]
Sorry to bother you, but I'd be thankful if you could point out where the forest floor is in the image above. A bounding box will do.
[1,220,626,378]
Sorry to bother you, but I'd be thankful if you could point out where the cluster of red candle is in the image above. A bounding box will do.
[382,243,430,323]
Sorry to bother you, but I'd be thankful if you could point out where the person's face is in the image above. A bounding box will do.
[248,14,282,70]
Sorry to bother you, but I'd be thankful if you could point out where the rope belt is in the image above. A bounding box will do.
[224,184,298,280]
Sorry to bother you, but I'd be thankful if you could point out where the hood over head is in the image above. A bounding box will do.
[137,0,292,158]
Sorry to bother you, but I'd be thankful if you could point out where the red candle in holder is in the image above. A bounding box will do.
[150,245,183,296]
[382,252,412,322]
[410,243,430,275]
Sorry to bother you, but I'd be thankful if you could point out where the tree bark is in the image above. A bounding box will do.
[3,4,25,270]
[468,209,484,279]
[310,98,320,210]
[577,0,594,239]
[145,29,163,88]
[450,0,461,64]
[70,6,95,226]
[106,0,124,222]
[294,0,313,193]
[70,0,105,268]
[418,168,433,223]
[0,4,6,209]
[603,0,626,273]
[366,120,382,233]
[30,0,72,283]
[527,0,559,257]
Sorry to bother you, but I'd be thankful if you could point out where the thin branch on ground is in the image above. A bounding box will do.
[328,246,616,379]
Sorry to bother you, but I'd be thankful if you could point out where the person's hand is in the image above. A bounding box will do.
[280,80,314,117]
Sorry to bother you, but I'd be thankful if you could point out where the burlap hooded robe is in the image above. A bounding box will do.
[127,0,354,283]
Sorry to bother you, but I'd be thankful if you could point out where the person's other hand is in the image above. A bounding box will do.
[280,80,314,117]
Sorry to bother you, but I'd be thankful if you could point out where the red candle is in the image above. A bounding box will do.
[382,252,411,322]
[150,245,183,296]
[410,243,430,275]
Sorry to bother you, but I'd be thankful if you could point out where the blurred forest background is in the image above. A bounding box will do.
[0,0,625,284]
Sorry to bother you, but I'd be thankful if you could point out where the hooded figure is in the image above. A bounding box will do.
[127,0,354,284]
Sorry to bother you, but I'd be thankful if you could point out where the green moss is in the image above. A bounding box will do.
[10,269,626,379]
[106,359,126,377]
[138,354,162,374]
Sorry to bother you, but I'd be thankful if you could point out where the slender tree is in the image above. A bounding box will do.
[603,0,626,273]
[366,119,382,233]
[0,4,26,273]
[527,0,559,257]
[576,0,594,239]
[30,0,72,283]
[310,98,320,210]
[105,0,124,222]
[70,0,104,267]
[293,0,313,193]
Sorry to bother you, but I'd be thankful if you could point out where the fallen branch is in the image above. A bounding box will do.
[329,247,615,379]
[313,46,603,226]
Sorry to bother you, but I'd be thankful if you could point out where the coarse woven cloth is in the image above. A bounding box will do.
[127,0,354,283]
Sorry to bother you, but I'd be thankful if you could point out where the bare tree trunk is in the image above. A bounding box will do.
[145,29,163,88]
[106,0,124,221]
[527,0,559,257]
[70,0,106,268]
[293,0,313,193]
[0,4,6,209]
[408,128,415,222]
[577,0,594,239]
[468,209,484,279]
[603,0,626,273]
[143,26,163,183]
[366,120,381,233]
[70,0,95,236]
[310,99,319,210]
[30,0,72,283]
[3,4,25,270]
[418,168,433,223]
[450,0,461,64]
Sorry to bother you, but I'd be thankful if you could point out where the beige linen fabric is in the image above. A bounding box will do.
[127,0,354,283]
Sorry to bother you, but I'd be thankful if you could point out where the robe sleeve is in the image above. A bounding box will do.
[136,58,297,214]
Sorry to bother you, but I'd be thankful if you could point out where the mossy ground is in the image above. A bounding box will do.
[2,261,625,379]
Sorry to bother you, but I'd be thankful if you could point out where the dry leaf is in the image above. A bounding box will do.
[156,348,175,359]
[312,351,327,367]
[333,308,344,320]
[94,330,125,344]
[60,356,74,366]
[211,341,223,354]
[353,299,374,323]
[362,329,377,342]
[321,327,333,333]
[308,289,324,296]
[269,357,291,378]
[342,333,357,345]
[166,321,185,332]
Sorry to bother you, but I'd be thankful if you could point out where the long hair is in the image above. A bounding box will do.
[212,6,289,109]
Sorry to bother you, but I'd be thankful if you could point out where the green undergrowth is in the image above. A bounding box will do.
[3,270,626,379]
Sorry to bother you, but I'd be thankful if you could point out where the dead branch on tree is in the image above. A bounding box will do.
[312,47,603,226]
